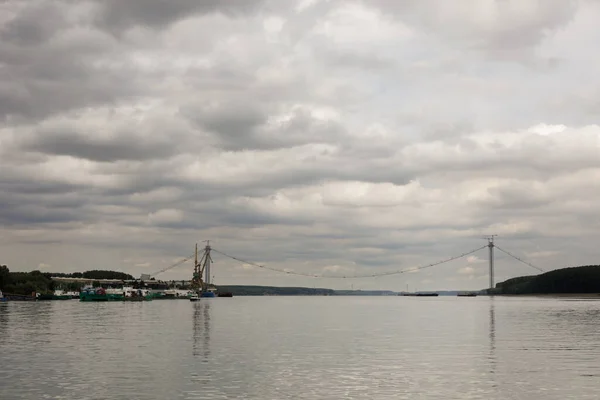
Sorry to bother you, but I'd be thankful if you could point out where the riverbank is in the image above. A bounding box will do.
[492,293,600,299]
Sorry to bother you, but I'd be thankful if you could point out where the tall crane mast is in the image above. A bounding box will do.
[192,241,212,293]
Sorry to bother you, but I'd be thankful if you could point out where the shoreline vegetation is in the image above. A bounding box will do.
[489,265,600,295]
[0,266,136,296]
[492,293,600,298]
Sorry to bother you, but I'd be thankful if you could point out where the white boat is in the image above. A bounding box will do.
[121,286,151,298]
[54,289,79,298]
[163,289,191,298]
[189,292,200,302]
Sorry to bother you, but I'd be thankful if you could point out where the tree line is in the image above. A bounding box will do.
[0,265,135,295]
[491,265,600,294]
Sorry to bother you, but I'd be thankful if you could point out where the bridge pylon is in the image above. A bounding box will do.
[484,235,497,291]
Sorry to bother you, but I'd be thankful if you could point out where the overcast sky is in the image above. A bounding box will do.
[1,0,599,291]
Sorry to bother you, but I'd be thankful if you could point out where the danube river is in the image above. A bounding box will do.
[1,296,599,399]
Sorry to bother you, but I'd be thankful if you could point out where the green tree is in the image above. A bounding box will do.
[66,281,82,291]
[0,265,11,290]
[83,270,134,280]
[494,265,600,294]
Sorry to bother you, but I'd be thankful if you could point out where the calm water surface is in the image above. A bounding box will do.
[1,296,600,399]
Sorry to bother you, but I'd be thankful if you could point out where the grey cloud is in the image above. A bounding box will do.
[221,212,293,227]
[95,0,267,31]
[0,1,67,46]
[183,100,347,150]
[0,180,79,195]
[484,184,553,210]
[362,0,578,55]
[325,51,397,71]
[0,34,135,122]
[0,204,85,226]
[419,122,477,142]
[23,129,177,162]
[202,105,265,137]
[184,101,266,149]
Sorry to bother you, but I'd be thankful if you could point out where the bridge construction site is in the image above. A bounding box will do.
[36,235,547,301]
[139,235,545,292]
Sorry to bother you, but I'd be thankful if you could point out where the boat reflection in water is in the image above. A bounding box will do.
[192,301,211,361]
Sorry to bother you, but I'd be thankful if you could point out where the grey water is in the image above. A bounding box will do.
[1,296,599,399]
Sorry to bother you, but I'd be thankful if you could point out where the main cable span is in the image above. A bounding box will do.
[148,254,195,278]
[142,243,545,281]
[495,246,545,272]
[211,245,488,279]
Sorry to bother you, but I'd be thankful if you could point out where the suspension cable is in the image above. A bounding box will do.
[211,245,488,279]
[495,245,545,272]
[149,254,195,278]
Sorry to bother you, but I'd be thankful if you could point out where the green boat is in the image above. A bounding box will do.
[38,290,79,300]
[38,294,72,300]
[79,286,124,302]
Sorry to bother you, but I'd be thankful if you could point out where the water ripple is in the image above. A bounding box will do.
[1,297,599,399]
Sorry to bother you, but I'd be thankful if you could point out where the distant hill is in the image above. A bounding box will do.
[491,265,600,294]
[215,286,406,296]
[216,285,335,296]
[334,290,397,296]
[50,270,134,280]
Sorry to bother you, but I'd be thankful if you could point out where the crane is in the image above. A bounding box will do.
[192,241,213,294]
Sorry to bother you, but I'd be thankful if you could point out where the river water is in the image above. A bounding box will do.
[1,296,599,399]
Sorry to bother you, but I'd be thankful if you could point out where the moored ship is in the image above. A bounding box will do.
[79,286,124,302]
[121,286,153,301]
[37,290,79,300]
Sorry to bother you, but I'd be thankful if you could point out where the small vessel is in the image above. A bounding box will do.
[189,292,200,302]
[160,289,193,299]
[0,290,6,302]
[401,292,438,296]
[457,292,477,297]
[1,292,35,301]
[201,288,217,298]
